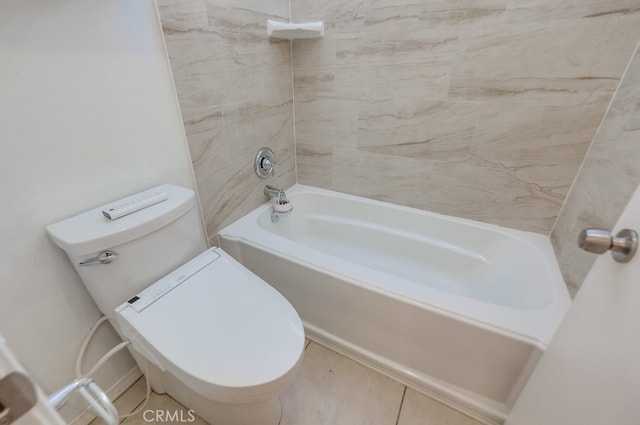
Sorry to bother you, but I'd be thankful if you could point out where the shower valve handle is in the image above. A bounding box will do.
[579,228,638,263]
[255,148,276,178]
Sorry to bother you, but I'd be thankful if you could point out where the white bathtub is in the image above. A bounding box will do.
[219,185,570,424]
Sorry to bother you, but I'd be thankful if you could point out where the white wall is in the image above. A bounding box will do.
[0,0,201,417]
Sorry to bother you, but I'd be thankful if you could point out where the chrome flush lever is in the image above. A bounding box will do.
[79,250,119,266]
[578,228,638,263]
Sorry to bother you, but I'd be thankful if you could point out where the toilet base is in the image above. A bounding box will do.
[140,355,283,425]
[170,388,281,425]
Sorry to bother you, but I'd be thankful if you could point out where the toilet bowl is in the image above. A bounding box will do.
[46,184,304,425]
[116,248,304,424]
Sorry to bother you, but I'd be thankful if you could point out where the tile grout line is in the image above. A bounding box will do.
[288,0,298,186]
[119,382,147,424]
[114,377,155,424]
[548,37,640,237]
[394,386,407,425]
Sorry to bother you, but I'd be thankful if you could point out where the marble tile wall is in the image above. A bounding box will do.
[551,43,640,294]
[156,0,296,242]
[292,0,640,234]
[156,0,640,292]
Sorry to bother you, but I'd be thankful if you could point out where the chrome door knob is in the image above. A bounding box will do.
[579,228,638,263]
[578,229,613,254]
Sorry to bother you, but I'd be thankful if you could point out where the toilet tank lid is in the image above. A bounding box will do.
[47,184,196,256]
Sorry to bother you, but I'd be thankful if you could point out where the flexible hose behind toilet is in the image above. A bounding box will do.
[76,315,151,420]
[76,317,129,378]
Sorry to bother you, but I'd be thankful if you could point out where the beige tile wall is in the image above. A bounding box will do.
[292,0,640,234]
[157,0,640,292]
[551,44,640,294]
[156,0,296,242]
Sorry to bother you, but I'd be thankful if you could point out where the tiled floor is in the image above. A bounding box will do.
[93,340,483,425]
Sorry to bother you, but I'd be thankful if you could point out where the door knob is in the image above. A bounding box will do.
[579,228,638,263]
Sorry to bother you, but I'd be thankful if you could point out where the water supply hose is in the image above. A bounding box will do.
[76,315,151,420]
[75,316,130,377]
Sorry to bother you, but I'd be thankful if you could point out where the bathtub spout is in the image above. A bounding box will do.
[264,185,286,199]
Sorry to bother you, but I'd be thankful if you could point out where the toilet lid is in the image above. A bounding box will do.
[115,248,304,401]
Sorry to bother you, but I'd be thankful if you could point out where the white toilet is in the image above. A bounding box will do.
[47,184,305,425]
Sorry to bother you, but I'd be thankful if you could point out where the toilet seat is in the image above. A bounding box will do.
[115,248,305,404]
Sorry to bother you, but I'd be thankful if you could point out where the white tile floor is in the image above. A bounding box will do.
[93,340,483,425]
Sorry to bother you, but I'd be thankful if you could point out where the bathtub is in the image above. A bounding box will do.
[219,185,570,424]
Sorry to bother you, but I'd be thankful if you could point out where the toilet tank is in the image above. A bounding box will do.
[47,184,208,321]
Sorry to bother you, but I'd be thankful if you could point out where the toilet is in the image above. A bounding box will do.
[47,184,305,425]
